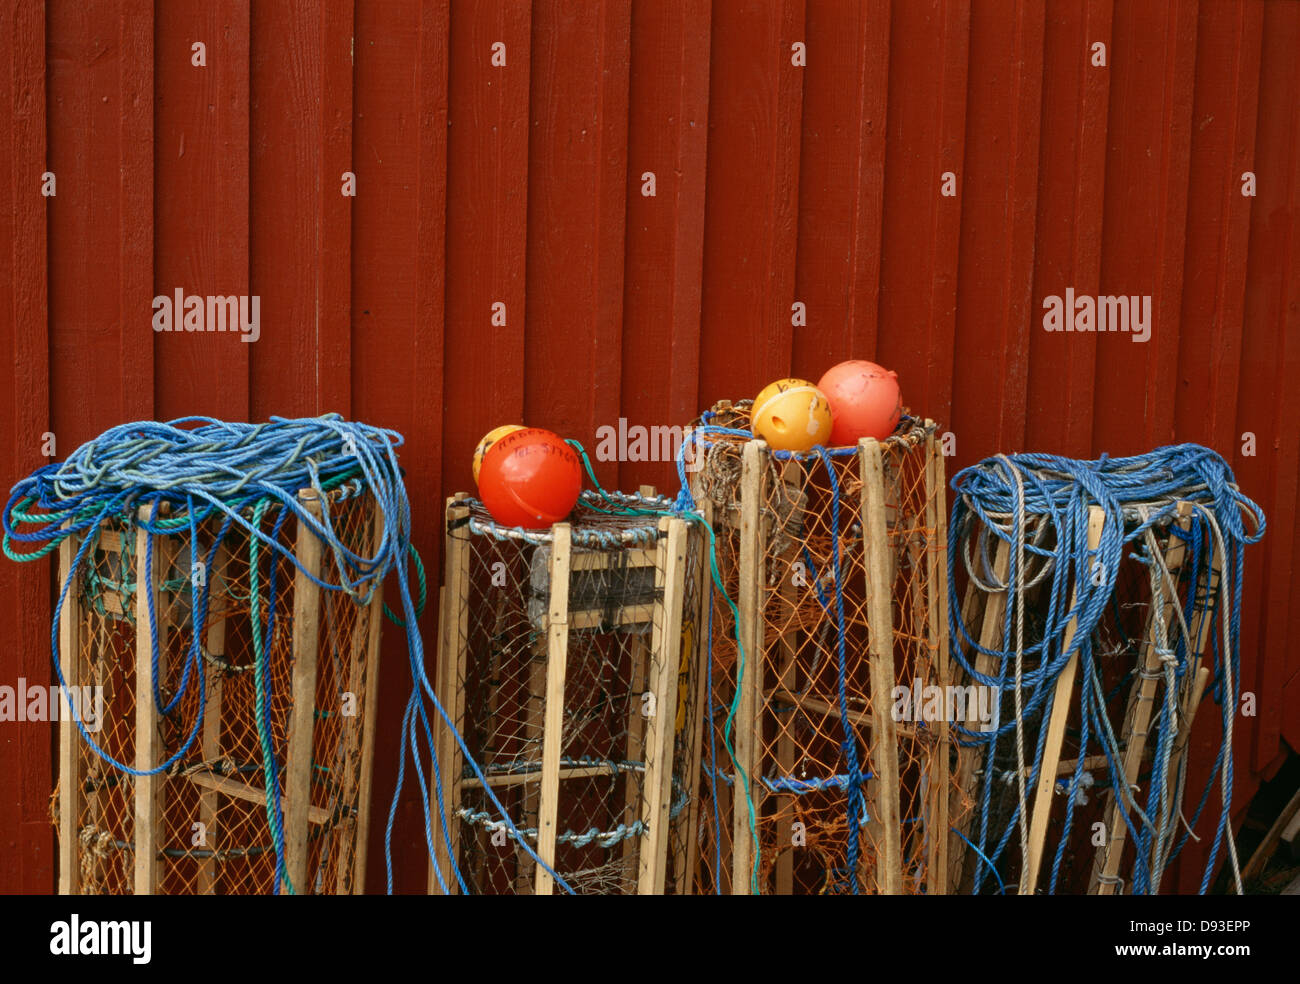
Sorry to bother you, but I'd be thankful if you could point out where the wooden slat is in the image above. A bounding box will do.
[1022,505,1104,894]
[154,0,251,420]
[285,491,323,893]
[620,0,711,490]
[185,772,330,826]
[351,500,385,895]
[925,422,951,894]
[0,0,51,895]
[732,440,765,894]
[57,527,82,896]
[638,516,689,894]
[534,523,572,895]
[860,438,902,895]
[134,506,165,895]
[430,496,471,895]
[1091,503,1193,894]
[951,535,1011,889]
[677,503,713,894]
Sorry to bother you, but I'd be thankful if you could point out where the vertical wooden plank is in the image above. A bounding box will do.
[1094,0,1197,455]
[249,0,353,418]
[1091,503,1192,894]
[1022,505,1104,894]
[524,0,630,489]
[698,0,805,402]
[56,529,82,895]
[0,0,52,894]
[534,523,572,895]
[924,423,951,894]
[48,0,155,440]
[443,0,530,492]
[1233,0,1298,777]
[732,440,766,894]
[154,0,251,420]
[949,0,1044,456]
[638,516,689,894]
[430,496,470,895]
[352,0,450,893]
[951,535,1009,889]
[677,502,713,894]
[860,438,902,895]
[285,491,323,893]
[1025,0,1111,459]
[134,507,164,895]
[351,500,385,894]
[793,0,890,375]
[877,0,969,426]
[621,0,711,491]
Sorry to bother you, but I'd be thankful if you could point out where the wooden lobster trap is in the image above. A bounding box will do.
[685,403,962,895]
[429,490,708,895]
[54,482,384,895]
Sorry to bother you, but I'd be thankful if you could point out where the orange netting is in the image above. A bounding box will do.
[686,402,969,894]
[55,483,380,895]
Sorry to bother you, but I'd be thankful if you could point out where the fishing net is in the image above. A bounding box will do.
[45,481,381,895]
[3,416,409,896]
[947,448,1266,894]
[685,402,967,894]
[432,490,706,894]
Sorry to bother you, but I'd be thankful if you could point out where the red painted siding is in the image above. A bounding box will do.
[1,0,1297,894]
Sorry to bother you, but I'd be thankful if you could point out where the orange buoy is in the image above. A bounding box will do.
[472,424,526,484]
[751,377,834,452]
[478,427,582,529]
[817,360,902,445]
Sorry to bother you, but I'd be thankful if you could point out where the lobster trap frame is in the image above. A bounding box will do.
[55,484,384,895]
[689,406,960,895]
[949,499,1226,895]
[430,491,707,895]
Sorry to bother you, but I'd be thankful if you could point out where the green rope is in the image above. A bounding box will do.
[249,497,294,896]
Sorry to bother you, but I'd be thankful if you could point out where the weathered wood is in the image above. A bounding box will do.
[1092,503,1192,894]
[677,502,712,894]
[1022,505,1104,894]
[861,438,903,895]
[534,522,572,895]
[430,495,471,895]
[351,499,385,895]
[285,491,323,894]
[134,505,167,895]
[57,525,82,896]
[639,516,690,894]
[925,422,951,894]
[732,440,766,894]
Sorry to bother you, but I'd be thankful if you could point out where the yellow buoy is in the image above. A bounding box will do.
[751,378,834,452]
[472,424,526,483]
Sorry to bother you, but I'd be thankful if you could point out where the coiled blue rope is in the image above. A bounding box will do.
[948,444,1264,894]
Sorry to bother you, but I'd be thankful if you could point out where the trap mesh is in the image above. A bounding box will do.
[55,482,380,895]
[688,403,968,894]
[949,504,1224,895]
[435,492,705,895]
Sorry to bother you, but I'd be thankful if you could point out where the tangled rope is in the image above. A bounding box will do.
[3,414,570,895]
[948,444,1265,894]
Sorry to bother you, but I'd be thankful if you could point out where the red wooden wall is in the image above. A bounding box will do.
[2,0,1297,894]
